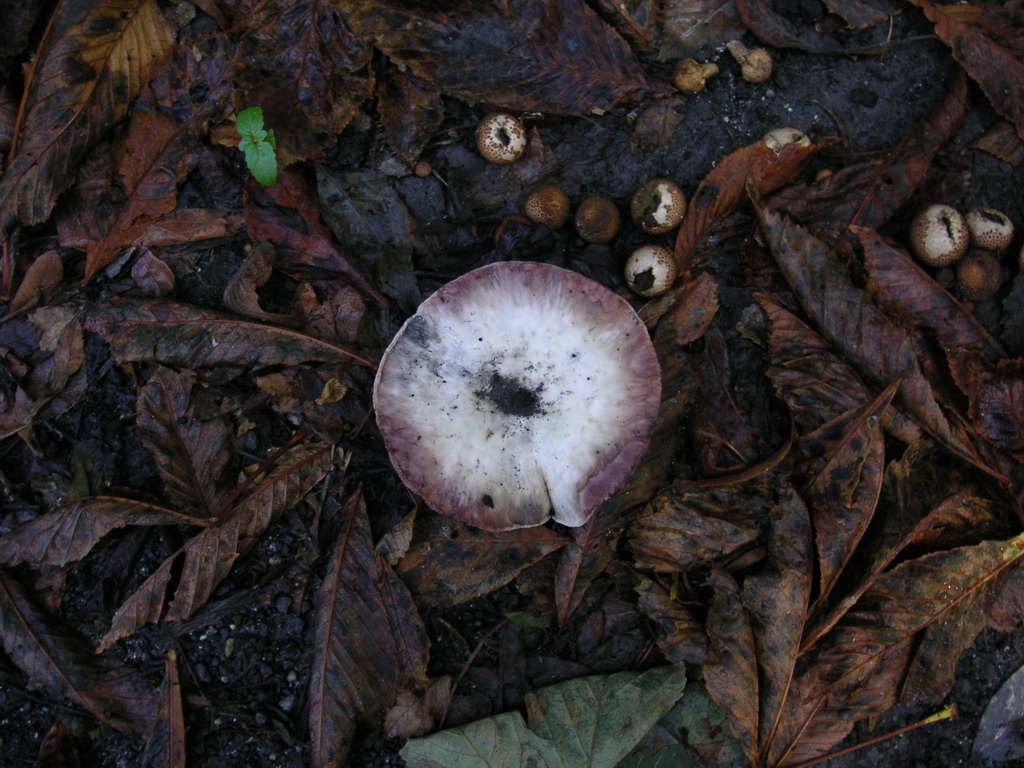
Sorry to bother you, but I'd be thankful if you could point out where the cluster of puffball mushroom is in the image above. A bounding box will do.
[908,204,1017,301]
[476,112,686,299]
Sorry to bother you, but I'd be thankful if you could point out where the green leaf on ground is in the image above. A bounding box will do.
[400,666,687,768]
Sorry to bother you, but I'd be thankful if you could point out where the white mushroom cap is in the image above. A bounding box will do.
[475,113,527,164]
[373,261,662,530]
[625,245,677,297]
[965,207,1014,253]
[909,204,969,267]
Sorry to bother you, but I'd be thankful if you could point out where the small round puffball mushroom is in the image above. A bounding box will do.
[524,185,571,228]
[726,40,772,84]
[625,245,677,297]
[762,127,810,154]
[476,113,527,164]
[956,250,1004,301]
[965,207,1014,254]
[373,261,662,531]
[909,204,969,267]
[575,196,621,243]
[631,179,687,235]
[673,59,718,93]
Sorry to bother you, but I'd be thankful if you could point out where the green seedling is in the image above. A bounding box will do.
[236,106,277,185]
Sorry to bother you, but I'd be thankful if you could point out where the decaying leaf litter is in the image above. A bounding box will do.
[1,0,1024,766]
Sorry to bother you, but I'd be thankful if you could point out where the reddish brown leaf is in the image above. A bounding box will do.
[87,208,243,280]
[222,243,295,325]
[553,508,622,625]
[0,568,158,733]
[85,298,375,369]
[594,0,659,53]
[99,443,333,650]
[34,720,81,768]
[394,515,568,608]
[952,355,1024,463]
[757,204,985,473]
[0,0,175,230]
[309,489,429,767]
[345,0,667,115]
[378,67,445,164]
[968,120,1024,165]
[900,587,985,707]
[141,650,186,768]
[690,322,761,475]
[634,574,707,665]
[742,484,812,759]
[758,292,922,443]
[821,0,893,29]
[703,568,760,765]
[231,0,372,164]
[735,0,892,53]
[675,139,820,272]
[657,0,744,61]
[769,73,968,232]
[83,38,234,281]
[803,385,892,604]
[859,227,1005,363]
[0,497,200,567]
[244,167,383,302]
[914,1,1024,140]
[804,444,1000,651]
[631,484,770,573]
[10,250,63,314]
[137,367,236,516]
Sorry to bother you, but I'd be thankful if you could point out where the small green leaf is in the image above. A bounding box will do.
[244,140,278,186]
[235,106,265,138]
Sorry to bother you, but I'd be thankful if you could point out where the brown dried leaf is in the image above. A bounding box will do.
[735,0,892,54]
[140,650,186,768]
[757,204,984,472]
[231,0,372,164]
[968,120,1024,165]
[675,140,820,272]
[554,508,620,625]
[0,568,158,733]
[634,574,707,665]
[859,226,1006,363]
[346,0,667,115]
[802,384,892,604]
[309,489,429,767]
[811,534,1024,726]
[594,0,659,53]
[758,292,922,443]
[769,73,968,232]
[0,497,200,567]
[703,568,760,765]
[85,298,375,369]
[804,445,1000,651]
[244,167,383,302]
[631,484,770,573]
[137,367,236,516]
[743,484,812,759]
[10,250,63,314]
[657,0,745,61]
[34,720,81,768]
[83,38,234,281]
[378,67,444,164]
[951,355,1024,463]
[394,515,568,608]
[0,0,175,230]
[223,243,295,324]
[914,1,1024,139]
[99,443,332,650]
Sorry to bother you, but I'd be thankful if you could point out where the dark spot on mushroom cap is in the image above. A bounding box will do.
[482,494,494,508]
[475,372,543,417]
[631,268,656,294]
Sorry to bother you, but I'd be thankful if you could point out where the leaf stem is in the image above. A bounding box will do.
[788,704,958,768]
